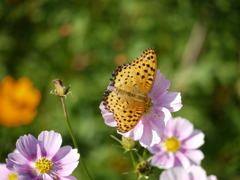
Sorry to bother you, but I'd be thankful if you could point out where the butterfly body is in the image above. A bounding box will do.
[103,48,157,133]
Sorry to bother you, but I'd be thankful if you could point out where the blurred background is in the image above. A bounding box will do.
[0,0,239,179]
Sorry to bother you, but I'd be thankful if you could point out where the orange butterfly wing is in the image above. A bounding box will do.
[103,48,157,133]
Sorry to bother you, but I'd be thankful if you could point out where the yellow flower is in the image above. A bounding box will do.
[0,76,41,127]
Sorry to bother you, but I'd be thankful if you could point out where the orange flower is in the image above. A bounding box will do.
[0,76,41,127]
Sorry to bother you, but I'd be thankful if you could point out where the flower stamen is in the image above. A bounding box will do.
[164,137,181,152]
[35,157,53,173]
[8,173,18,180]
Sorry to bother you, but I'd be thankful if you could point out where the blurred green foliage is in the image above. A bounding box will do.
[0,0,239,179]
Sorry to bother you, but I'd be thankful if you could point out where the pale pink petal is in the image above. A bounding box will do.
[164,118,193,141]
[149,70,170,99]
[120,104,170,147]
[163,118,178,138]
[184,149,204,165]
[14,164,36,178]
[182,130,204,149]
[56,149,80,176]
[174,118,194,141]
[188,166,218,180]
[120,119,144,141]
[59,176,77,180]
[207,175,218,180]
[107,86,115,91]
[148,143,162,154]
[188,165,207,180]
[160,166,190,180]
[150,70,182,113]
[150,130,162,147]
[100,102,117,127]
[52,146,72,162]
[175,151,191,168]
[139,130,161,147]
[0,164,16,179]
[139,113,162,147]
[156,92,182,112]
[38,131,62,159]
[42,173,54,180]
[7,152,30,170]
[57,149,80,165]
[149,107,170,133]
[103,112,117,127]
[152,152,175,169]
[160,166,217,180]
[57,162,79,177]
[16,135,38,161]
[138,123,153,147]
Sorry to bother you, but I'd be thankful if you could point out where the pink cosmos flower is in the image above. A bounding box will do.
[148,117,204,169]
[0,163,18,180]
[6,130,80,180]
[100,70,182,147]
[160,165,218,180]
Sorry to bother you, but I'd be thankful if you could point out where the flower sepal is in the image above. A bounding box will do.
[51,79,72,98]
[111,135,137,152]
[136,160,152,180]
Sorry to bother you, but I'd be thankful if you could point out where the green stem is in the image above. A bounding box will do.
[130,150,139,179]
[60,97,92,180]
[60,97,78,148]
[142,148,147,160]
[130,150,137,169]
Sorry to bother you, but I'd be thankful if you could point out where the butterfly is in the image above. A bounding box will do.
[102,48,157,133]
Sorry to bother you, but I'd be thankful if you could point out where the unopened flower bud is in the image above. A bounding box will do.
[136,160,151,177]
[51,79,71,98]
[121,136,136,151]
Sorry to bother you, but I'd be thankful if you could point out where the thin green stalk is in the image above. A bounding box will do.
[60,97,92,180]
[130,150,139,179]
[130,150,137,169]
[142,148,147,160]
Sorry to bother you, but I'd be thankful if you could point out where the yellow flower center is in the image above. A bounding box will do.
[8,173,18,180]
[35,157,53,173]
[164,137,181,152]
